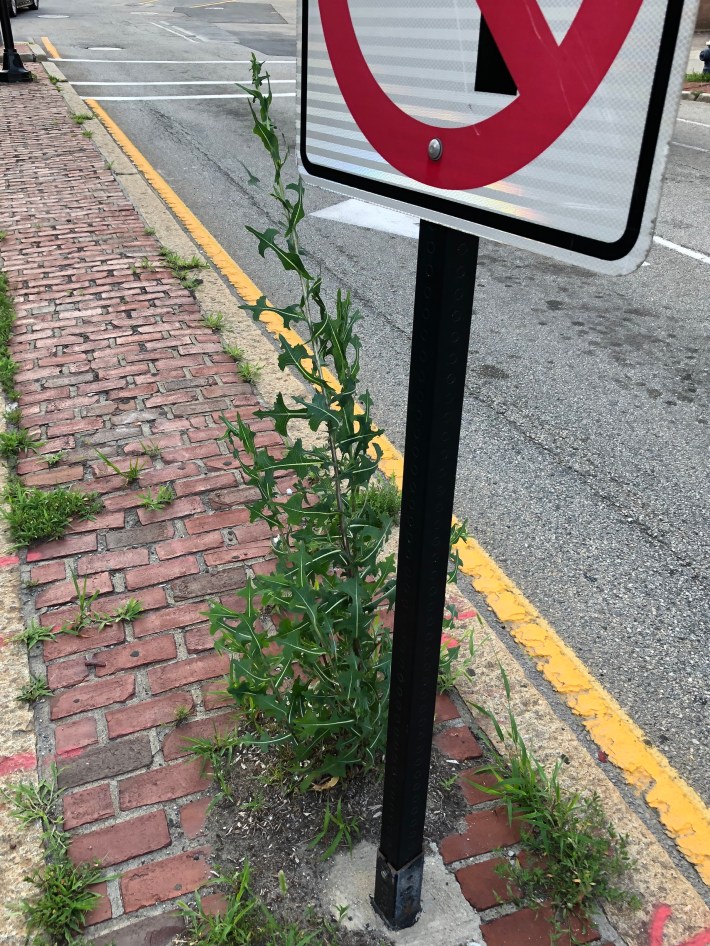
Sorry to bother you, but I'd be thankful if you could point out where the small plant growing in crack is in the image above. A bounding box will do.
[202,311,225,331]
[222,342,245,362]
[140,441,162,459]
[138,484,175,510]
[59,572,101,636]
[308,799,360,860]
[96,450,145,485]
[11,620,56,650]
[159,247,209,292]
[71,113,92,126]
[44,451,65,468]
[174,704,193,726]
[17,675,52,704]
[0,429,45,461]
[237,360,263,385]
[93,597,144,630]
[1,482,103,547]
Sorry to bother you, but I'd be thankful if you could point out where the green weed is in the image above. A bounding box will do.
[4,405,22,425]
[81,129,93,139]
[473,669,639,919]
[0,230,6,241]
[202,311,225,331]
[144,226,156,236]
[44,452,65,468]
[71,113,92,125]
[11,620,56,650]
[96,449,144,484]
[174,704,193,725]
[189,729,241,804]
[685,71,708,82]
[223,342,245,362]
[59,571,101,636]
[1,481,103,548]
[93,597,144,630]
[308,799,360,860]
[178,862,325,946]
[17,675,52,704]
[159,247,208,292]
[140,441,161,459]
[365,473,401,525]
[237,360,263,384]
[138,484,175,510]
[0,272,19,400]
[0,429,44,460]
[1,767,61,836]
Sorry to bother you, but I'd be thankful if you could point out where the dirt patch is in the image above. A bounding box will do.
[199,736,471,944]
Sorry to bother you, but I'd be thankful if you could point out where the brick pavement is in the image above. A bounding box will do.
[0,70,616,944]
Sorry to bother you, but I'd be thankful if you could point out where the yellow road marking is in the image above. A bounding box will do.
[86,98,710,883]
[41,37,60,60]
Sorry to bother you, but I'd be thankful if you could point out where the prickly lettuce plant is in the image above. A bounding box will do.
[210,57,397,788]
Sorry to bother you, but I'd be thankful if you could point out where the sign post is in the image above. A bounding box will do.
[297,0,700,929]
[372,221,479,928]
[0,0,32,83]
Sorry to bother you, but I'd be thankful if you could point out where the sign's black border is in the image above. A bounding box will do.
[299,0,684,262]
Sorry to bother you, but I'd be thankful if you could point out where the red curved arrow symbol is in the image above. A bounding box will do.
[319,0,644,190]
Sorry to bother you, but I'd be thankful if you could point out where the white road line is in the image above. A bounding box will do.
[653,236,710,264]
[154,22,199,43]
[71,80,295,86]
[671,139,710,153]
[83,93,296,101]
[311,199,710,266]
[53,58,295,64]
[676,118,710,127]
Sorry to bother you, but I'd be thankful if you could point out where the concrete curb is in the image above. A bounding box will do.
[681,89,710,102]
[34,59,710,944]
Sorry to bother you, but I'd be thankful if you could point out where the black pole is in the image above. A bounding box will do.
[373,220,479,930]
[0,0,32,83]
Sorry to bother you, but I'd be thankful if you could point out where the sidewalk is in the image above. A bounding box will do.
[0,64,708,946]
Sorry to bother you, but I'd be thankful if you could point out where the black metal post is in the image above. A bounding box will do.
[372,220,479,930]
[0,0,32,83]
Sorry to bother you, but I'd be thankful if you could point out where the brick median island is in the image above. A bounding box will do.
[0,71,615,945]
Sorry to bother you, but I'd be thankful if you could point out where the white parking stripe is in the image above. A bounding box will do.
[84,93,296,101]
[671,139,710,153]
[677,118,710,127]
[653,236,710,264]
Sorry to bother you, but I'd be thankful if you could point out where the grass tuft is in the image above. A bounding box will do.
[138,484,175,510]
[17,675,52,704]
[159,247,209,292]
[11,620,56,650]
[1,481,103,548]
[238,361,263,385]
[366,473,401,525]
[202,311,225,331]
[0,429,45,461]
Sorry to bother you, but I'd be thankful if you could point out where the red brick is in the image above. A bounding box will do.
[133,601,207,639]
[440,808,522,863]
[95,635,177,677]
[184,508,250,535]
[173,471,238,498]
[105,520,174,550]
[481,906,598,946]
[203,542,271,567]
[68,511,125,534]
[435,693,460,722]
[50,675,135,720]
[120,846,211,912]
[203,680,232,710]
[36,572,113,609]
[458,769,499,806]
[180,797,211,840]
[55,717,98,756]
[119,759,211,810]
[455,857,517,910]
[84,883,112,927]
[162,712,237,761]
[137,495,204,524]
[30,560,67,584]
[200,893,228,917]
[433,726,483,762]
[126,555,200,591]
[23,465,85,487]
[63,783,114,830]
[57,734,153,791]
[170,566,246,601]
[47,657,89,690]
[106,691,195,739]
[148,653,229,694]
[43,622,125,661]
[184,623,213,653]
[70,810,171,868]
[77,548,150,576]
[155,531,224,561]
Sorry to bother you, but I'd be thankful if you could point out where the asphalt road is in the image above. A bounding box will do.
[14,1,710,804]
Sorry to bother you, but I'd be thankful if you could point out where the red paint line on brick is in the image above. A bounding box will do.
[0,752,36,776]
[0,555,20,567]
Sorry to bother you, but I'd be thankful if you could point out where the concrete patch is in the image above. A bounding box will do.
[323,841,482,946]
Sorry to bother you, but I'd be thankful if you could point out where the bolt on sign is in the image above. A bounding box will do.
[297,0,700,274]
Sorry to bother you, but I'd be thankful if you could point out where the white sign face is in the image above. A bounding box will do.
[297,0,699,274]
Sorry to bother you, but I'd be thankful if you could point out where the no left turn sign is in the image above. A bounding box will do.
[297,0,700,273]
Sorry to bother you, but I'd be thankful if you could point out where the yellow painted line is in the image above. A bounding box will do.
[41,36,60,60]
[86,98,710,884]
